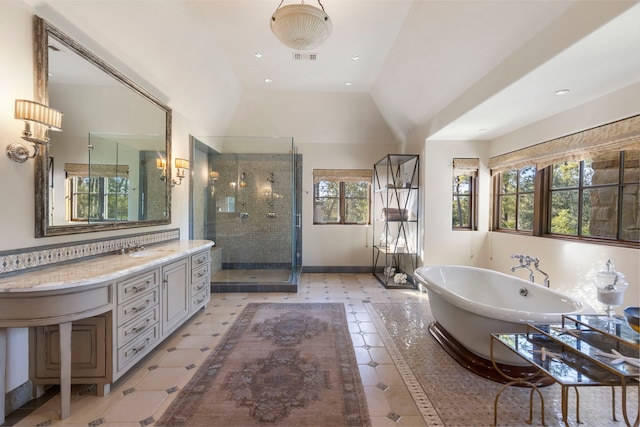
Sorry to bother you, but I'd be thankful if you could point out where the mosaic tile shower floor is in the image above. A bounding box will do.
[6,273,637,427]
[211,269,291,283]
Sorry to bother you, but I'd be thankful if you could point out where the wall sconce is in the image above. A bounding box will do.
[172,158,190,187]
[209,170,219,194]
[239,172,247,188]
[209,170,219,185]
[156,158,167,180]
[7,99,63,163]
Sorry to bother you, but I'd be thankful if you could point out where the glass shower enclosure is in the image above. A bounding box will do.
[190,136,301,291]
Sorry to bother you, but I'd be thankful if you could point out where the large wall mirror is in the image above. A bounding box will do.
[34,16,172,237]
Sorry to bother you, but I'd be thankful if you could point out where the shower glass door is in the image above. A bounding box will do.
[190,136,299,291]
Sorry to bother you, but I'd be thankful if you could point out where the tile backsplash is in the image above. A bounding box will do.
[0,229,180,275]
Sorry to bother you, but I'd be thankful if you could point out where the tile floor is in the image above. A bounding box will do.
[5,273,638,427]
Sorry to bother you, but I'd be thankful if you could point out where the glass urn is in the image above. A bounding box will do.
[593,259,628,320]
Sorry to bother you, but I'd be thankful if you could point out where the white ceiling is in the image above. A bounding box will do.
[32,0,640,143]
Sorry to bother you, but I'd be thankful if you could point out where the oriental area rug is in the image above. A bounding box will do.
[156,303,371,426]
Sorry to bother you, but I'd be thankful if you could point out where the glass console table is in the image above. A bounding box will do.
[491,314,639,426]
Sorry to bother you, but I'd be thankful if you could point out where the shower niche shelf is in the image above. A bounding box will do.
[372,154,419,288]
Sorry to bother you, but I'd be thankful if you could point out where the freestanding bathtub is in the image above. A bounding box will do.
[414,265,593,379]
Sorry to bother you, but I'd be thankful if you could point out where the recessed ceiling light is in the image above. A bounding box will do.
[264,78,273,83]
[555,89,570,95]
[345,82,352,86]
[254,52,263,58]
[351,55,359,60]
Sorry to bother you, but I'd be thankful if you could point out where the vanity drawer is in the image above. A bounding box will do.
[191,250,210,269]
[191,276,209,295]
[191,288,209,311]
[117,324,159,372]
[117,288,159,327]
[118,270,159,304]
[192,263,209,283]
[117,305,159,348]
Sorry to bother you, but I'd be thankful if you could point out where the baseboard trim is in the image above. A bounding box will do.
[5,381,32,415]
[301,266,372,273]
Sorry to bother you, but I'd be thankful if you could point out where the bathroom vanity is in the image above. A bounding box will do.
[0,240,212,422]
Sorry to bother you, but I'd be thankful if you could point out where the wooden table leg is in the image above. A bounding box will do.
[59,322,72,419]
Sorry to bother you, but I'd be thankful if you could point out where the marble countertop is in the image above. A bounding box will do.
[0,240,213,293]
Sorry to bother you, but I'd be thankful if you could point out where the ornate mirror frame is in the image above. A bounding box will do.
[33,16,172,237]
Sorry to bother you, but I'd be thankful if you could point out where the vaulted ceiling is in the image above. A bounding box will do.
[29,0,640,143]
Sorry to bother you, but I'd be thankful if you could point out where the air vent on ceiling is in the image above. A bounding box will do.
[292,52,317,61]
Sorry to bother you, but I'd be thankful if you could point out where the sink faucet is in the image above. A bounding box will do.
[129,242,144,252]
[510,254,535,283]
[119,241,145,255]
[531,257,550,287]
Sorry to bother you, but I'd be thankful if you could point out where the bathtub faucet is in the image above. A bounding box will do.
[531,257,550,287]
[510,254,535,283]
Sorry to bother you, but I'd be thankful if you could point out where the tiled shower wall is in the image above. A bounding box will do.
[214,153,293,267]
[0,229,180,275]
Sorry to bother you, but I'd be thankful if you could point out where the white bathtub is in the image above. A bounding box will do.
[414,265,593,366]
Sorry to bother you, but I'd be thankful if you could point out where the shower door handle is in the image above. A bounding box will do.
[296,213,301,228]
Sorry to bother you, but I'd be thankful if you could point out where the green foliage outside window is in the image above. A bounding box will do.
[314,180,370,224]
[497,166,535,231]
[344,182,370,223]
[71,176,129,221]
[452,174,473,228]
[314,180,340,223]
[548,152,635,240]
[495,150,639,245]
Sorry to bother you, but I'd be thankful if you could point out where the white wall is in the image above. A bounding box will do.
[0,0,43,394]
[485,233,638,316]
[299,143,398,267]
[422,140,490,267]
[226,91,399,145]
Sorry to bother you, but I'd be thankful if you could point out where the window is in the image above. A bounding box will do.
[65,163,129,222]
[494,166,536,232]
[489,115,639,247]
[452,158,478,230]
[492,150,639,246]
[69,176,129,221]
[547,151,639,241]
[313,169,371,224]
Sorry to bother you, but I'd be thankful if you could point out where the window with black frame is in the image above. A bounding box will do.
[488,115,639,247]
[313,169,371,224]
[452,158,479,230]
[495,166,536,232]
[548,150,639,242]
